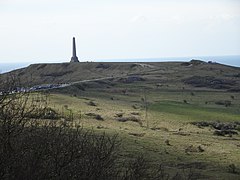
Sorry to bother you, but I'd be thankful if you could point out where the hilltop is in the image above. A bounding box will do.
[1,60,240,91]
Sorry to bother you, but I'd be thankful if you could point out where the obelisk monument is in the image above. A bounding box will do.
[70,37,79,62]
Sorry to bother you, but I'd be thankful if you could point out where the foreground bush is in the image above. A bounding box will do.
[0,78,121,179]
[0,122,120,180]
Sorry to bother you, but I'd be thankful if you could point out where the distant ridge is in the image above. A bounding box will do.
[0,61,239,92]
[1,55,239,74]
[96,55,240,67]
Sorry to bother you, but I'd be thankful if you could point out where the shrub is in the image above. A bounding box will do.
[95,114,104,121]
[123,155,169,180]
[228,164,237,174]
[0,123,120,179]
[85,113,104,121]
[116,116,142,125]
[215,100,231,107]
[87,101,97,106]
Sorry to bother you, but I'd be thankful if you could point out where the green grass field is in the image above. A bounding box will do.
[47,82,240,179]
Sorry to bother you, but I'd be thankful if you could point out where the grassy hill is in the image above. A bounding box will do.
[1,60,240,90]
[1,60,240,179]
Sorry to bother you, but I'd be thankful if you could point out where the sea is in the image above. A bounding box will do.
[0,55,239,74]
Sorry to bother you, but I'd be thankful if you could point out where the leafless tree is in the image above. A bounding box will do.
[0,75,121,179]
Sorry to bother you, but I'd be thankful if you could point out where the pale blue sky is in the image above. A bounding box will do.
[0,0,240,63]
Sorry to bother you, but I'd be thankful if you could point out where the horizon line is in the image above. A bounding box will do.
[0,54,240,64]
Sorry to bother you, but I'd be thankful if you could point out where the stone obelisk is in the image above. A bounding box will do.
[70,37,79,62]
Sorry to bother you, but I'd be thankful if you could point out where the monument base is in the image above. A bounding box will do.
[70,56,79,63]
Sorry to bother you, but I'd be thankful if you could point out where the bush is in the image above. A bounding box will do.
[116,116,142,126]
[215,100,231,107]
[228,164,237,174]
[87,101,97,106]
[96,114,104,121]
[123,155,169,180]
[0,123,120,179]
[0,83,119,179]
[85,113,104,121]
